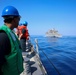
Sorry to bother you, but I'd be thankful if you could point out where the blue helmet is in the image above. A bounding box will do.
[2,6,20,17]
[23,21,28,26]
[19,23,22,26]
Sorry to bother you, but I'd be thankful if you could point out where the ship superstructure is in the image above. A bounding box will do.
[45,28,62,37]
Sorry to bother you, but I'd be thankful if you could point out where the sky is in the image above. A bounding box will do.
[0,0,76,36]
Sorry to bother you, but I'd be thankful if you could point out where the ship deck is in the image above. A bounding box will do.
[20,46,47,75]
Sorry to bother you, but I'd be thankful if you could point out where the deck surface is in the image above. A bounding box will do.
[20,47,43,75]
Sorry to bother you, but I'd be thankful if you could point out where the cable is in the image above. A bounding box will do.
[38,46,61,75]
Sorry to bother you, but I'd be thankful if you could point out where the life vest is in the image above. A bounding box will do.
[26,29,29,40]
[16,25,29,39]
[0,25,24,75]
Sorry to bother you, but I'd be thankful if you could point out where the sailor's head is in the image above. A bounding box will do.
[23,21,28,26]
[2,6,21,28]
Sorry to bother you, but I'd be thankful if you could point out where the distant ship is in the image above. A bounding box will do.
[45,28,62,38]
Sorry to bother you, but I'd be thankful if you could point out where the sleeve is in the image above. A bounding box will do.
[0,31,11,74]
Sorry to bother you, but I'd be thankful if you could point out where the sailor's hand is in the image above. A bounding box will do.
[19,34,23,40]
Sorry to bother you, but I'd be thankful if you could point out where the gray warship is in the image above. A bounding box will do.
[45,28,62,38]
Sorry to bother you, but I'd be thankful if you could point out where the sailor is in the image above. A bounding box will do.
[16,21,29,52]
[0,6,24,75]
[22,21,29,40]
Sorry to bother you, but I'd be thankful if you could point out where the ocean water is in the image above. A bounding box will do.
[30,36,76,75]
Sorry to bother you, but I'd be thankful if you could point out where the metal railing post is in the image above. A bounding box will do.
[35,38,39,55]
